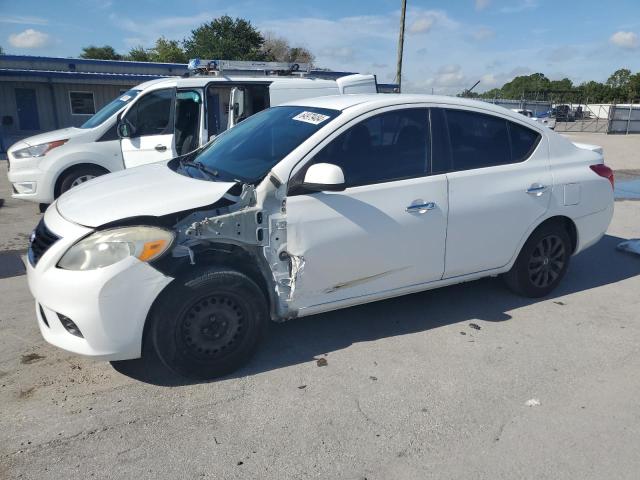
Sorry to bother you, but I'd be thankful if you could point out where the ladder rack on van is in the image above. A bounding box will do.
[186,58,311,77]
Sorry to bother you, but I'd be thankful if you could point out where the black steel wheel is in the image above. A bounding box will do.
[150,267,268,379]
[503,221,571,298]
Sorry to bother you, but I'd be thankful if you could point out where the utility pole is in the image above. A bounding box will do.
[395,0,407,92]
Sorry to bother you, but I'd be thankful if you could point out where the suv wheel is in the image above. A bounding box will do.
[149,268,268,380]
[503,221,571,298]
[58,166,107,196]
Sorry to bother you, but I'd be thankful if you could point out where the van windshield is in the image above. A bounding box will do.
[174,106,340,183]
[80,90,140,129]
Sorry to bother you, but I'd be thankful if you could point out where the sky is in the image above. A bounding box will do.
[1,0,640,94]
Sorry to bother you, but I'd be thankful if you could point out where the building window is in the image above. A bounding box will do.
[69,91,95,115]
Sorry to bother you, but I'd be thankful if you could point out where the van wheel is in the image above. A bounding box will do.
[503,222,571,298]
[150,268,268,380]
[58,166,107,196]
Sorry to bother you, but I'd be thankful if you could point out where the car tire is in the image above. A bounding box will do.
[503,221,571,298]
[150,267,269,380]
[58,166,107,196]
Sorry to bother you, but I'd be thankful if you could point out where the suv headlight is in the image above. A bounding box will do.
[13,139,68,159]
[58,226,174,271]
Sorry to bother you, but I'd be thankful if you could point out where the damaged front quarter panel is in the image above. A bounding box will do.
[170,177,302,320]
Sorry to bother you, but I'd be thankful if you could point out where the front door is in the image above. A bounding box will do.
[436,107,551,277]
[15,88,40,131]
[285,107,448,311]
[121,88,176,168]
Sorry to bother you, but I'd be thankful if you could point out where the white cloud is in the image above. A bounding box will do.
[500,0,538,14]
[475,0,491,11]
[8,29,51,49]
[0,15,48,25]
[409,17,434,34]
[111,11,220,45]
[472,27,495,41]
[408,10,458,34]
[609,31,638,49]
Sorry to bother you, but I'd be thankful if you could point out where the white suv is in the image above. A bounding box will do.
[26,94,614,379]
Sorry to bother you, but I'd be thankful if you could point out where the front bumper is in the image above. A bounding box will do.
[26,207,174,360]
[6,146,56,203]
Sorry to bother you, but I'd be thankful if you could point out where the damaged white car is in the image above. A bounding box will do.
[26,94,614,379]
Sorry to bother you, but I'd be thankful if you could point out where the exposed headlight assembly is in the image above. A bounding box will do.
[13,140,68,158]
[58,226,174,271]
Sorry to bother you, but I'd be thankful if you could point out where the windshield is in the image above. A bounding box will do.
[80,89,140,129]
[173,106,340,183]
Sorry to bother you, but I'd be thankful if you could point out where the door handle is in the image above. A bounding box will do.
[526,183,548,196]
[406,202,436,214]
[155,144,167,152]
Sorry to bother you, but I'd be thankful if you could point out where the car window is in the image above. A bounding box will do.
[445,109,511,171]
[298,108,429,189]
[125,89,174,137]
[509,121,541,162]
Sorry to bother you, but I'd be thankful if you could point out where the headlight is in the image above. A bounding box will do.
[13,139,68,159]
[58,226,174,271]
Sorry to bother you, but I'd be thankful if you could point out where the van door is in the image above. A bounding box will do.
[227,87,246,130]
[120,88,176,168]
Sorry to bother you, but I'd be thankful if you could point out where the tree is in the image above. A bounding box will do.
[262,32,315,65]
[0,45,4,55]
[151,37,187,63]
[501,73,550,99]
[127,46,151,62]
[183,16,266,61]
[606,68,631,89]
[80,45,122,60]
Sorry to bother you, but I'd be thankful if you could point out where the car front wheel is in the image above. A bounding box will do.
[149,267,268,380]
[503,221,571,298]
[58,165,107,196]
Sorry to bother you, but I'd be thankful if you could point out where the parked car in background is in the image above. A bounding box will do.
[26,94,614,379]
[6,59,377,208]
[511,108,556,130]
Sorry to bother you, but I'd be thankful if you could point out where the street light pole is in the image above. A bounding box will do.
[395,0,407,92]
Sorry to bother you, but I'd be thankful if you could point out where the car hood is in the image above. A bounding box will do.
[56,162,237,228]
[20,127,85,147]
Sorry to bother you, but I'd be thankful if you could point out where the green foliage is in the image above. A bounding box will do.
[262,33,315,65]
[0,45,4,55]
[126,46,151,62]
[151,37,187,63]
[80,45,122,60]
[183,15,266,61]
[476,68,640,103]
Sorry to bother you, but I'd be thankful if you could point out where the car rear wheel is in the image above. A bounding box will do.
[149,268,268,380]
[58,165,107,196]
[503,221,571,298]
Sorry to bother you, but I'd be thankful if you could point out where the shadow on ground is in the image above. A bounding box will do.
[111,234,640,386]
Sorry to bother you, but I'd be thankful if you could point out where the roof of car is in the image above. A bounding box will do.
[283,93,545,126]
[133,75,345,91]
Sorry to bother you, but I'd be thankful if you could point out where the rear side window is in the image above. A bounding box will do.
[509,122,541,162]
[445,109,511,171]
[303,108,429,188]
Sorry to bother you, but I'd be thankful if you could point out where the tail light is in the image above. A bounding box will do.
[590,164,614,189]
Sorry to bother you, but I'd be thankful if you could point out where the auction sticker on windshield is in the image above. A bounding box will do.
[292,111,331,125]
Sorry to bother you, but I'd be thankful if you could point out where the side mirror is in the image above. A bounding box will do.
[117,119,135,139]
[303,163,346,192]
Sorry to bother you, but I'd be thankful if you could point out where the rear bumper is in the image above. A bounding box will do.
[574,202,614,254]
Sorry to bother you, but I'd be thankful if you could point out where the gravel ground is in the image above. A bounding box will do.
[1,151,640,479]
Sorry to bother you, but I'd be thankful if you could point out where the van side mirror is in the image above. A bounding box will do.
[117,119,135,138]
[303,163,346,192]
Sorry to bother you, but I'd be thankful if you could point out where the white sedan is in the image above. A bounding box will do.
[26,94,614,379]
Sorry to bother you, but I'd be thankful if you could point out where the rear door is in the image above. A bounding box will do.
[434,107,551,277]
[120,88,176,168]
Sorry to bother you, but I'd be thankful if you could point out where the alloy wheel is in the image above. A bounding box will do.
[527,234,566,288]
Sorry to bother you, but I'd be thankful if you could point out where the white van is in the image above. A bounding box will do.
[6,60,377,207]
